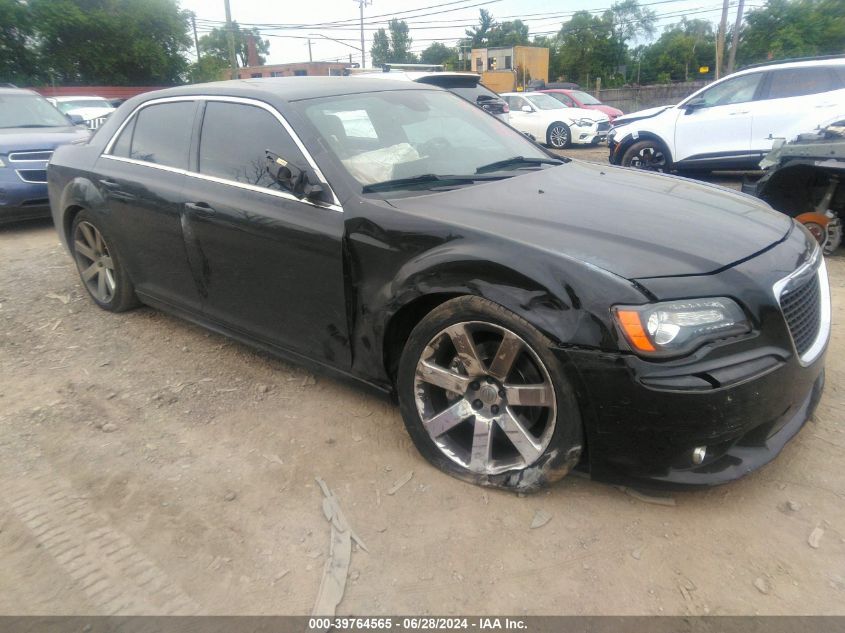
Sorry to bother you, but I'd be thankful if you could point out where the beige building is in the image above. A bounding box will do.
[470,45,549,93]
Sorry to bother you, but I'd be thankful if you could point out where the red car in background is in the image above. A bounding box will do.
[540,89,624,121]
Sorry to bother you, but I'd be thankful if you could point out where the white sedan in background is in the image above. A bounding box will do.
[47,96,115,130]
[502,92,610,148]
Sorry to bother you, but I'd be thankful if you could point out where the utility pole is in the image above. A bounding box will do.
[191,13,200,60]
[223,0,239,79]
[354,0,371,68]
[308,38,313,62]
[726,0,745,75]
[715,0,729,79]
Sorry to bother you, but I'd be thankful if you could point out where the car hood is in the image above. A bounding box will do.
[555,107,608,122]
[613,105,672,126]
[388,160,792,280]
[588,104,623,118]
[63,106,114,119]
[0,126,90,152]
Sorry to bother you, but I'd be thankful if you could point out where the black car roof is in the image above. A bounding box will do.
[141,77,436,104]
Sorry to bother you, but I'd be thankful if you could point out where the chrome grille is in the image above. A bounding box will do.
[780,274,821,356]
[86,115,110,130]
[774,251,830,365]
[8,150,53,162]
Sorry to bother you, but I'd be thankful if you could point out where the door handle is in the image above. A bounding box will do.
[185,201,216,216]
[99,178,120,188]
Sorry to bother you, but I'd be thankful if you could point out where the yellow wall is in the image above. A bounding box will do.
[472,46,549,92]
[480,71,517,93]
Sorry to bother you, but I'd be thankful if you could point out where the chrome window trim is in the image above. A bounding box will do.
[773,245,831,366]
[15,169,48,184]
[101,94,342,211]
[9,151,53,163]
[100,155,342,213]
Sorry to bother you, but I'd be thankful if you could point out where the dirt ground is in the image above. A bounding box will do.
[1,153,843,616]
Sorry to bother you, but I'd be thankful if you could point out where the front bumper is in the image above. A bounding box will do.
[563,344,824,488]
[561,226,828,488]
[0,163,51,225]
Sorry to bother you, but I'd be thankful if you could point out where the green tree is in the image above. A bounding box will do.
[737,0,845,66]
[370,19,417,65]
[29,0,191,85]
[198,22,270,68]
[555,11,617,86]
[420,42,454,67]
[0,0,39,84]
[487,19,530,47]
[639,19,715,82]
[463,9,496,47]
[187,55,228,83]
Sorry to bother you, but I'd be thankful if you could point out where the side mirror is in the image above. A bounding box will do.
[67,113,86,126]
[265,151,324,201]
[521,105,533,113]
[683,97,706,113]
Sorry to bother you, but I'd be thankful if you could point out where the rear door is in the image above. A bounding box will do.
[751,65,842,154]
[97,99,202,311]
[180,99,350,366]
[673,72,764,164]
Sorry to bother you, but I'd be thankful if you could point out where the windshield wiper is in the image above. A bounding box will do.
[475,156,564,174]
[362,173,506,193]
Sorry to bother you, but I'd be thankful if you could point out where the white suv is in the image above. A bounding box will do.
[608,57,845,172]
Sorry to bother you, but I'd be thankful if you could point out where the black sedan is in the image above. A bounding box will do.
[47,77,830,491]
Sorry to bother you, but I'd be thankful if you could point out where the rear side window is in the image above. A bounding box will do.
[198,101,305,190]
[766,67,835,99]
[119,102,195,169]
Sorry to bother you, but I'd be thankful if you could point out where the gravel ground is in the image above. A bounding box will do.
[0,159,843,615]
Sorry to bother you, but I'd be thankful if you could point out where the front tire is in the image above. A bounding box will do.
[546,122,571,149]
[71,211,138,312]
[397,296,583,492]
[621,139,671,172]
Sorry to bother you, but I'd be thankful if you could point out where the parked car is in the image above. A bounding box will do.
[541,88,624,121]
[352,71,509,122]
[744,118,845,253]
[608,57,845,172]
[0,87,90,225]
[48,77,829,491]
[47,96,115,130]
[501,92,610,148]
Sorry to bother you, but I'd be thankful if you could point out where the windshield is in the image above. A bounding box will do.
[57,99,112,113]
[0,93,71,128]
[525,93,567,110]
[298,90,553,190]
[570,91,602,105]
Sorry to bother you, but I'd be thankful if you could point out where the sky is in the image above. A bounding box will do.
[178,0,750,66]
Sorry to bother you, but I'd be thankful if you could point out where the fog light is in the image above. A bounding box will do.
[692,446,707,465]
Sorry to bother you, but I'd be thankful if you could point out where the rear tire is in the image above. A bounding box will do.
[396,296,583,492]
[71,211,138,312]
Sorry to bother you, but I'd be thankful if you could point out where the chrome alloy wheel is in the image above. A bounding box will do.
[413,321,557,475]
[629,145,667,171]
[73,221,116,303]
[549,124,569,148]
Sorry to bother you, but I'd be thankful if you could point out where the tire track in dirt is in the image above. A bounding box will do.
[1,466,200,615]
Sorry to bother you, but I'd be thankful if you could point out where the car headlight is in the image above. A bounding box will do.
[612,298,751,357]
[574,118,595,127]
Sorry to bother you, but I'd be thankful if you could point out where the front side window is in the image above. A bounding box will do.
[505,95,526,110]
[695,72,763,107]
[126,101,195,169]
[298,90,554,189]
[199,101,305,190]
[766,67,834,99]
